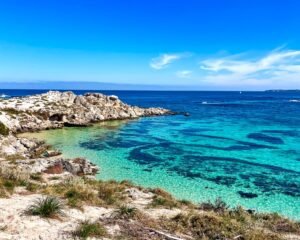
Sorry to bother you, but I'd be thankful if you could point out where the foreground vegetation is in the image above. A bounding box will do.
[0,165,299,240]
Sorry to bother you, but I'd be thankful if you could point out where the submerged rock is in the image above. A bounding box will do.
[238,191,258,199]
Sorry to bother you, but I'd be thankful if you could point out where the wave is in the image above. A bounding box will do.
[289,99,300,102]
[0,94,10,98]
[200,101,222,105]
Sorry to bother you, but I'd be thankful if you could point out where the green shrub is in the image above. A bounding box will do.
[114,205,138,219]
[26,182,39,192]
[26,196,63,218]
[199,197,229,213]
[0,121,9,136]
[65,188,82,208]
[30,173,43,181]
[150,196,178,209]
[3,180,15,193]
[73,221,107,239]
[98,181,124,205]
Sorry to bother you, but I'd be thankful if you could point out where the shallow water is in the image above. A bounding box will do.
[18,91,300,219]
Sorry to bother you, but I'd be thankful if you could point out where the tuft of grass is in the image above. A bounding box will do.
[1,108,21,115]
[73,221,107,239]
[114,205,138,220]
[4,154,26,163]
[26,182,39,192]
[3,180,15,193]
[98,181,125,205]
[149,188,179,209]
[150,196,178,209]
[30,173,43,182]
[26,196,64,218]
[0,121,9,136]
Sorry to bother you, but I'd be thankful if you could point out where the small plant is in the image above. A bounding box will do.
[26,196,64,218]
[199,197,229,213]
[98,182,124,205]
[114,205,138,219]
[3,180,15,193]
[26,182,39,192]
[65,188,82,208]
[0,121,9,136]
[30,173,43,181]
[73,221,107,239]
[150,196,178,209]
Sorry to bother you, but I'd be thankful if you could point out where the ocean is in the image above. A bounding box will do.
[3,89,300,219]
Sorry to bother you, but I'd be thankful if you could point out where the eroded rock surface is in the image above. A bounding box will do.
[0,91,170,133]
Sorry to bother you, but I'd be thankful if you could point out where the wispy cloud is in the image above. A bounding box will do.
[150,53,182,70]
[150,52,193,70]
[200,48,300,87]
[176,70,192,78]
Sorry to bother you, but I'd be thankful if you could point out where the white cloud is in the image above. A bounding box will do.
[150,54,181,70]
[200,49,300,87]
[176,70,192,78]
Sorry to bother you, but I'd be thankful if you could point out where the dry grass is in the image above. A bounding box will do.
[0,163,299,240]
[73,220,107,239]
[0,121,9,136]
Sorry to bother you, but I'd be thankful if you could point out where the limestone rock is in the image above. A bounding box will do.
[0,91,171,133]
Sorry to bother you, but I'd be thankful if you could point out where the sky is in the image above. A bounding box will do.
[0,0,300,90]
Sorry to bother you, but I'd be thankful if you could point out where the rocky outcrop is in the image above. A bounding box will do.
[0,91,171,183]
[0,91,171,133]
[0,134,99,179]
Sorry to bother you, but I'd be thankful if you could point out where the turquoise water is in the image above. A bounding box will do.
[19,91,300,220]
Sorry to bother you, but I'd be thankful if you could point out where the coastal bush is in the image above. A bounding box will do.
[26,196,64,218]
[98,181,125,205]
[43,178,98,208]
[3,180,15,193]
[254,212,300,234]
[73,221,107,239]
[30,173,43,181]
[0,121,9,136]
[64,187,96,208]
[1,108,21,115]
[26,182,40,192]
[199,197,229,213]
[161,212,281,240]
[150,195,178,209]
[114,205,138,219]
[4,154,26,162]
[149,187,178,209]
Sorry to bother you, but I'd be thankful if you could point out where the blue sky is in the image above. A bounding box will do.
[0,0,299,90]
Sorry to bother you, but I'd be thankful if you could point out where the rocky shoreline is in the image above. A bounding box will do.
[0,91,171,133]
[0,91,171,181]
[0,91,299,240]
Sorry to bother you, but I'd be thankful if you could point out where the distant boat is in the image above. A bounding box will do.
[239,91,242,94]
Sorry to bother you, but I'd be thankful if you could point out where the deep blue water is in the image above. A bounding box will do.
[4,89,300,219]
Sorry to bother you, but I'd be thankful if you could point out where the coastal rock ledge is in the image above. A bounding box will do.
[0,91,171,133]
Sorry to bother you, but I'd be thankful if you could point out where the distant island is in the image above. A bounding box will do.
[265,89,300,92]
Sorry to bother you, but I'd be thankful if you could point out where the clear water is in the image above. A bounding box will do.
[13,90,300,220]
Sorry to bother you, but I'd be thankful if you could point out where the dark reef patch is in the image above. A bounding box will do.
[180,128,211,136]
[209,175,236,187]
[238,191,258,199]
[105,138,144,148]
[128,145,162,166]
[196,134,235,141]
[261,130,299,137]
[247,133,284,144]
[79,141,108,151]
